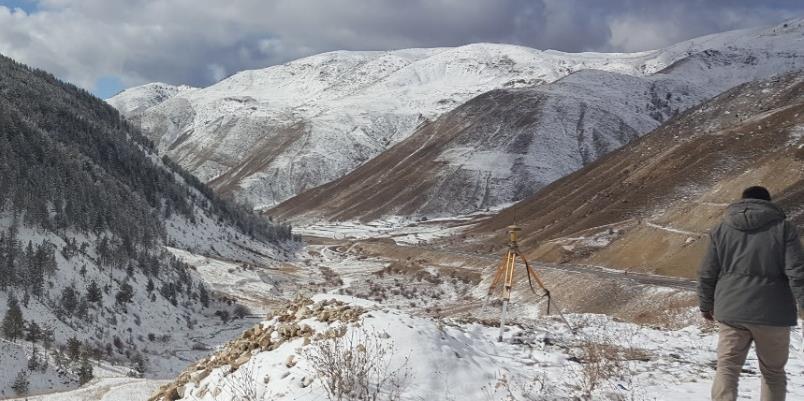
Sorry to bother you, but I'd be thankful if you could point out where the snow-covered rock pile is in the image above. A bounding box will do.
[148,298,366,401]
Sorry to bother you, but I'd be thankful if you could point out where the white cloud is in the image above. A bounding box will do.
[0,0,800,94]
[608,16,685,52]
[207,63,227,83]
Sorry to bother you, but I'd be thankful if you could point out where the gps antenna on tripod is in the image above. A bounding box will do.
[485,224,573,341]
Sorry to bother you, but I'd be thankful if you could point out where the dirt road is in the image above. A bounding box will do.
[312,236,697,291]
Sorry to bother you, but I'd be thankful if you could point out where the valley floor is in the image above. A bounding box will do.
[8,378,167,401]
[15,219,804,401]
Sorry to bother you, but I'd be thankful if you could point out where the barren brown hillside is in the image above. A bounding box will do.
[466,71,804,279]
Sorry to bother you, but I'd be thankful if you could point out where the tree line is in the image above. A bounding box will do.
[0,53,294,251]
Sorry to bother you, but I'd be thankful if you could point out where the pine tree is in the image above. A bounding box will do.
[76,298,89,320]
[78,355,94,385]
[60,286,78,315]
[115,282,134,305]
[24,321,42,343]
[42,326,55,350]
[2,293,25,341]
[53,348,65,370]
[41,241,57,276]
[86,280,102,304]
[11,370,28,396]
[66,336,82,361]
[199,283,209,308]
[1,225,19,289]
[132,352,146,375]
[160,283,177,306]
[28,346,40,371]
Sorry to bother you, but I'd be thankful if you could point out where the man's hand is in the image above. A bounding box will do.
[799,308,804,322]
[701,310,714,321]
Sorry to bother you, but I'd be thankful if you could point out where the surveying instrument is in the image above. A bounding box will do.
[485,224,571,341]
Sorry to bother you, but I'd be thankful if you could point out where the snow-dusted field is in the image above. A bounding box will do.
[6,377,167,401]
[292,215,484,245]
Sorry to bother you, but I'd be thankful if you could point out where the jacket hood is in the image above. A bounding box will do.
[724,199,786,231]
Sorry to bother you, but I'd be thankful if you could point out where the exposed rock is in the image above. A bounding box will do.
[285,355,296,368]
[147,297,366,401]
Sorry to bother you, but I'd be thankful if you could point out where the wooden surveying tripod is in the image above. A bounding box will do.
[486,224,554,341]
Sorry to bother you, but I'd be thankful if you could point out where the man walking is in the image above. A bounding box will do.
[698,186,804,401]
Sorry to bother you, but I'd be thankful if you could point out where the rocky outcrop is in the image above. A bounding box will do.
[148,297,366,401]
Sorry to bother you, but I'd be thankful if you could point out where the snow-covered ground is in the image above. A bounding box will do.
[166,247,287,313]
[160,295,804,401]
[6,377,167,401]
[292,211,499,245]
[19,297,804,401]
[17,217,802,401]
[0,206,296,399]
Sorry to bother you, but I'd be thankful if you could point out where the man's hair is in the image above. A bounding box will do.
[741,186,771,201]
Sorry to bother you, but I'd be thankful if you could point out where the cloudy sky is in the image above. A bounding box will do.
[0,0,802,98]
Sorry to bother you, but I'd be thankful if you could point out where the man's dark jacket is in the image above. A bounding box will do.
[698,199,804,326]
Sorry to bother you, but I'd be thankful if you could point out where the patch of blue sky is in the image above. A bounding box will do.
[0,0,38,14]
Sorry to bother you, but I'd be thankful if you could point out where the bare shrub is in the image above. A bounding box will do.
[190,363,263,401]
[222,363,261,401]
[572,336,650,401]
[233,304,250,320]
[575,340,625,399]
[482,371,554,401]
[305,328,412,401]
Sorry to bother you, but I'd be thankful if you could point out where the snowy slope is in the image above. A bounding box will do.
[146,296,804,401]
[107,83,196,117]
[108,18,804,210]
[0,54,295,398]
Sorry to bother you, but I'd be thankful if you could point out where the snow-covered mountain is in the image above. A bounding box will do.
[109,45,658,210]
[0,54,295,397]
[107,82,196,117]
[268,70,704,220]
[110,18,804,214]
[271,48,804,221]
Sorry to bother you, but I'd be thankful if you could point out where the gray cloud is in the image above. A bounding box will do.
[0,0,801,94]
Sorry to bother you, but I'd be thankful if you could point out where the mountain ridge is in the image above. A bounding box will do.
[110,18,803,219]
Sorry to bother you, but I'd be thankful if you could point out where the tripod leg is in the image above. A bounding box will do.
[498,251,516,342]
[519,253,553,315]
[519,253,547,291]
[486,253,509,296]
[498,299,509,342]
[504,250,516,291]
[482,252,511,312]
